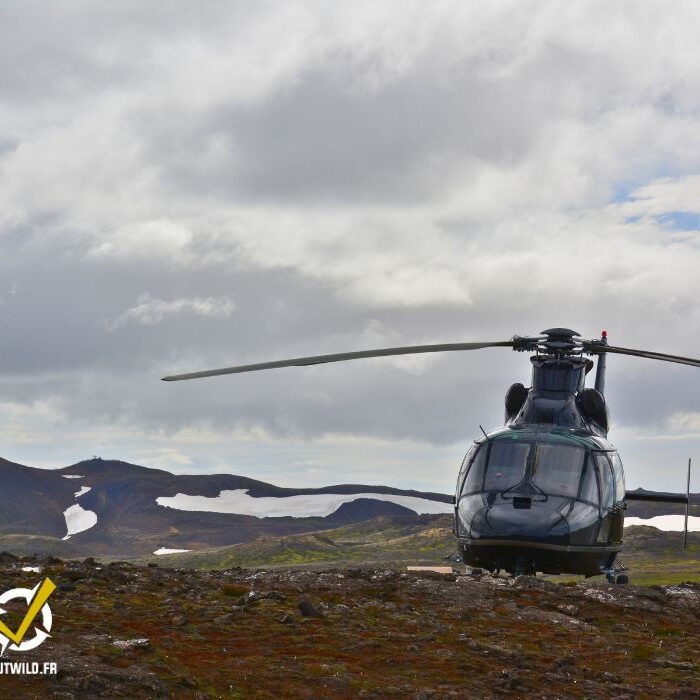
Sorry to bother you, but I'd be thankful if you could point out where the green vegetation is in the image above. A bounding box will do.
[135,514,457,572]
[131,515,700,587]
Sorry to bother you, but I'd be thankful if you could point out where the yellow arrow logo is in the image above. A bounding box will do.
[0,578,56,646]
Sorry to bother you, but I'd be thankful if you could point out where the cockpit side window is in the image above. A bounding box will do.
[483,442,530,491]
[461,445,487,495]
[595,453,614,509]
[456,444,478,499]
[609,451,625,503]
[531,444,586,498]
[579,456,599,505]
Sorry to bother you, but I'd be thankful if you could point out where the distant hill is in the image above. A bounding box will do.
[137,513,457,570]
[0,457,453,557]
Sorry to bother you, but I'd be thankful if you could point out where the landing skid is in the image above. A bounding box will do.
[601,562,629,585]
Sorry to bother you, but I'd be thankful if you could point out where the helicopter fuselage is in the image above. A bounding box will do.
[454,425,625,577]
[454,344,629,577]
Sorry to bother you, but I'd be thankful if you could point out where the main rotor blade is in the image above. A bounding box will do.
[162,341,514,381]
[598,345,700,369]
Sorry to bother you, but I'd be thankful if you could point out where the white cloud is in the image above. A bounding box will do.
[89,219,193,263]
[107,294,235,330]
[1,3,700,493]
[133,447,194,471]
[617,175,700,219]
[660,412,700,439]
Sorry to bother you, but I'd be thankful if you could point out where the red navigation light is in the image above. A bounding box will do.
[601,330,607,339]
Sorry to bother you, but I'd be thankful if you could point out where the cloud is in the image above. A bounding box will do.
[89,220,194,263]
[106,294,236,330]
[0,2,699,492]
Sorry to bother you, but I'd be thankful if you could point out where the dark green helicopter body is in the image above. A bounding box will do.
[456,331,630,578]
[455,426,624,578]
[163,327,694,582]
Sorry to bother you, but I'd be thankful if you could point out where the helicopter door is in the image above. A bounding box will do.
[594,453,621,543]
[455,444,478,536]
[456,443,479,502]
[608,452,626,542]
[455,444,485,537]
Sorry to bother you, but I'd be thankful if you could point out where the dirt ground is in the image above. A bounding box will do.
[0,555,697,698]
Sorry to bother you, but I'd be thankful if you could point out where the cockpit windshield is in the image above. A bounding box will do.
[460,439,592,501]
[483,442,530,491]
[531,444,586,498]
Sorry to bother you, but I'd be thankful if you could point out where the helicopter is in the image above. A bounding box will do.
[162,327,696,583]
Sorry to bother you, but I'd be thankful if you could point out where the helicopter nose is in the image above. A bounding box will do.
[470,503,569,544]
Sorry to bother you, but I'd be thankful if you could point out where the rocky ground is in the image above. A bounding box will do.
[0,552,698,698]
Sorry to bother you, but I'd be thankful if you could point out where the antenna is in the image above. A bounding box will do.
[683,457,692,550]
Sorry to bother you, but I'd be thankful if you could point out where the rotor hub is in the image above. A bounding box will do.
[512,328,607,357]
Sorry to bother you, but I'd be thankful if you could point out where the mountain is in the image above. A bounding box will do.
[0,458,78,536]
[0,457,453,557]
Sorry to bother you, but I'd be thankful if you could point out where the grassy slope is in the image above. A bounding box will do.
[618,526,700,585]
[136,514,700,585]
[135,514,456,570]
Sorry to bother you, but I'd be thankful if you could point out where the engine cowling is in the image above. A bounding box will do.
[505,382,528,421]
[577,388,609,432]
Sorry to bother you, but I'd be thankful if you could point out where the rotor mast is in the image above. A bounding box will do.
[594,330,608,396]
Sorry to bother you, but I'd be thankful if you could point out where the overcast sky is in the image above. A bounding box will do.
[1,1,699,493]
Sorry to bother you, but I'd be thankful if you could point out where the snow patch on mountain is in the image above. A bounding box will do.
[156,489,454,518]
[62,503,98,540]
[74,486,91,498]
[62,475,84,479]
[625,514,700,532]
[153,547,191,555]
